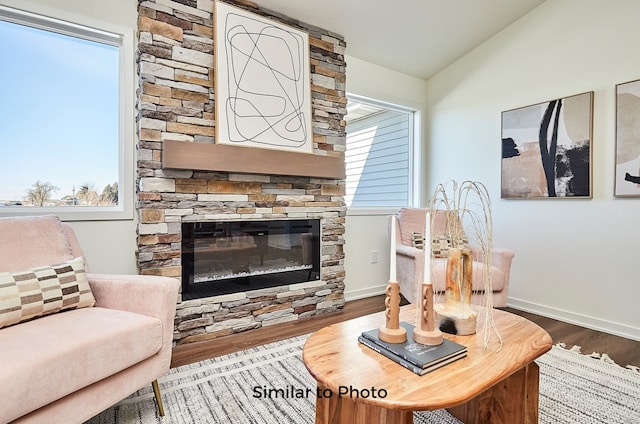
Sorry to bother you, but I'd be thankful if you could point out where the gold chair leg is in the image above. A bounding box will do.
[152,379,165,416]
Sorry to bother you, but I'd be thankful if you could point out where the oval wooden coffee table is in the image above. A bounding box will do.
[303,305,552,424]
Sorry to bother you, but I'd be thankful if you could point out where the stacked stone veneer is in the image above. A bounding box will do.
[136,0,347,344]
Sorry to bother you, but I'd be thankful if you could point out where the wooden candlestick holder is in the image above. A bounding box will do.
[378,281,407,344]
[413,282,443,345]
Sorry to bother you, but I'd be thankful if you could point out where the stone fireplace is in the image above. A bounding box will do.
[136,0,347,345]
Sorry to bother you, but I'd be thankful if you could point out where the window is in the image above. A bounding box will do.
[345,95,417,209]
[0,5,132,219]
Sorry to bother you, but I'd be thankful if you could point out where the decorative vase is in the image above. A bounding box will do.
[434,247,477,335]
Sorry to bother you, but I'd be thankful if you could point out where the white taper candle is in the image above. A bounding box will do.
[390,215,397,281]
[424,211,431,282]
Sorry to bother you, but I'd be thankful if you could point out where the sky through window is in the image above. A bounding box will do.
[0,17,119,205]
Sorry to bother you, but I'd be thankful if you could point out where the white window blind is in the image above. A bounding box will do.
[345,109,412,208]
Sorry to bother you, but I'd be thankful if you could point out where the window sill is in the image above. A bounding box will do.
[0,205,133,222]
[346,207,404,217]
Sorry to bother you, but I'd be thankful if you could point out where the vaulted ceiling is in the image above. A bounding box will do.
[252,0,546,80]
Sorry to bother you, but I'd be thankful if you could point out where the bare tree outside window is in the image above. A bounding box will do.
[25,181,58,207]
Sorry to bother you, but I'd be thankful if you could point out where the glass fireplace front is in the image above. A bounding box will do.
[181,219,320,300]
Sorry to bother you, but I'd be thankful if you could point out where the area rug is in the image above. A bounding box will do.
[86,335,640,424]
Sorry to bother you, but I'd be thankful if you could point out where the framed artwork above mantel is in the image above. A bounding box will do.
[213,0,313,154]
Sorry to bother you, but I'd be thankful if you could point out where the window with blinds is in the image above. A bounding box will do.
[345,105,413,208]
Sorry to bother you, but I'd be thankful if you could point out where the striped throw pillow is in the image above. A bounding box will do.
[0,257,95,329]
[413,233,470,258]
[431,235,469,258]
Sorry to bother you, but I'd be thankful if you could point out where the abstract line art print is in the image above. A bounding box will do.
[615,79,640,197]
[501,92,593,199]
[214,1,312,153]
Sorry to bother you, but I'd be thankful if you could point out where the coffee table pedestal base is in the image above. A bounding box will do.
[314,362,539,424]
[314,385,412,424]
[448,362,540,424]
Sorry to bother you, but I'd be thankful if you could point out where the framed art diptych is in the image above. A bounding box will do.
[214,1,313,153]
[615,79,640,197]
[501,92,593,199]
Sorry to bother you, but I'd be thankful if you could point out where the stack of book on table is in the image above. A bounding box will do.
[358,321,467,376]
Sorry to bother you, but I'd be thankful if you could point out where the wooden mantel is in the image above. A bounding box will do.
[163,140,345,179]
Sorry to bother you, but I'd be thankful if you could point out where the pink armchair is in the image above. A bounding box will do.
[390,208,514,307]
[0,215,179,424]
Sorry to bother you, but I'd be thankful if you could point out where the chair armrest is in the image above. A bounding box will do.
[491,247,515,269]
[88,273,179,370]
[469,246,515,270]
[396,244,424,260]
[395,245,424,303]
[88,273,179,323]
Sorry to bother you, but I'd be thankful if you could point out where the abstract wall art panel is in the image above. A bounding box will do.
[214,1,312,153]
[501,92,593,199]
[615,79,640,197]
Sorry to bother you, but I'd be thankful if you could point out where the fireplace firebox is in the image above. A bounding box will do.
[181,219,320,300]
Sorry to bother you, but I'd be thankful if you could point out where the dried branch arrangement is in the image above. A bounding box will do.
[428,180,502,350]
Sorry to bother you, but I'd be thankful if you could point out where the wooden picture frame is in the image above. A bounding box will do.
[615,78,640,197]
[214,1,313,153]
[501,92,593,199]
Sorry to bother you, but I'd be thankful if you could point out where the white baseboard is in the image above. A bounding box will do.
[344,284,387,302]
[507,297,640,342]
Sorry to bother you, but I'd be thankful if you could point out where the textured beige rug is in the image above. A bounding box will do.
[86,336,640,424]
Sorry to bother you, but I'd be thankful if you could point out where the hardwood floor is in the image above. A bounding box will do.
[504,307,640,369]
[171,295,640,369]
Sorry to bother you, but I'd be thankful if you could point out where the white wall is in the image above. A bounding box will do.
[425,0,640,340]
[0,0,139,274]
[343,56,428,300]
